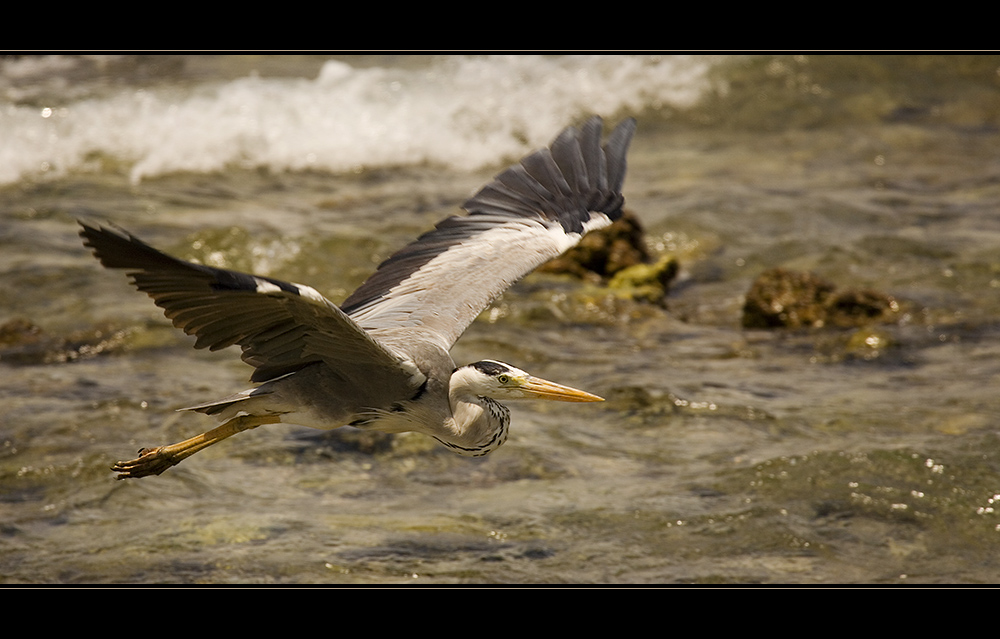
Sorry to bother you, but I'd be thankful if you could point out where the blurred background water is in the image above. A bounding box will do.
[2,54,1000,584]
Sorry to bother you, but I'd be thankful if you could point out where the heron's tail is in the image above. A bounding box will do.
[180,387,274,416]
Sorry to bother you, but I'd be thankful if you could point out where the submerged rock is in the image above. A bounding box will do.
[843,326,898,361]
[742,268,898,329]
[0,318,43,346]
[0,317,130,365]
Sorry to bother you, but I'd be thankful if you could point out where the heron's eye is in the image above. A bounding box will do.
[497,374,510,384]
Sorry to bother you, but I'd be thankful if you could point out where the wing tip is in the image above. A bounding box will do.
[78,218,185,273]
[462,115,637,226]
[77,218,133,266]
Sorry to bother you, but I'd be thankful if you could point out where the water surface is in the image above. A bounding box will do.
[3,54,1000,584]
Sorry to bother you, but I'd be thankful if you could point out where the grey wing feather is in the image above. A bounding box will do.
[341,116,636,350]
[79,221,423,395]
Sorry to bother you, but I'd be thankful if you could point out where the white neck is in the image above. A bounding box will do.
[433,373,510,457]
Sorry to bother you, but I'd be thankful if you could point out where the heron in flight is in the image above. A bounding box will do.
[80,116,636,479]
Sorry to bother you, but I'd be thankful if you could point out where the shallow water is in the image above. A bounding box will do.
[3,54,1000,584]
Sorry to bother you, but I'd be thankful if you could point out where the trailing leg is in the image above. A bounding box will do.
[111,414,281,479]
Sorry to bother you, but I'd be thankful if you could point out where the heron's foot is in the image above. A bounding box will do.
[109,415,281,480]
[111,446,181,479]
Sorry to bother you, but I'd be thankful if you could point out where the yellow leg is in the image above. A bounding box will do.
[111,414,281,480]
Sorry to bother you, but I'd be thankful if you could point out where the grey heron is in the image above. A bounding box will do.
[80,116,637,479]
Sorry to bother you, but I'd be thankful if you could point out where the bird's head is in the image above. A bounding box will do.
[453,360,604,402]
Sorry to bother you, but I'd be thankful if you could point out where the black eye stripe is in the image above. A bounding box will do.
[471,360,511,377]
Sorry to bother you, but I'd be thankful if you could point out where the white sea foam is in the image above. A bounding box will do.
[0,55,721,186]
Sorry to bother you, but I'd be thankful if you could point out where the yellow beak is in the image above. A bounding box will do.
[521,377,605,402]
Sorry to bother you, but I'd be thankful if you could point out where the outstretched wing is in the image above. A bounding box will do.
[341,116,637,351]
[79,221,423,396]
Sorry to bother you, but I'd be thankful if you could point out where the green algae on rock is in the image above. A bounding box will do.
[607,256,679,306]
[537,209,678,306]
[538,209,651,282]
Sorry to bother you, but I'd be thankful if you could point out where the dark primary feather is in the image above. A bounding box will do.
[79,116,636,386]
[79,221,418,394]
[340,116,636,316]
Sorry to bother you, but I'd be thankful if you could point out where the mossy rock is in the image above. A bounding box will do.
[538,209,650,282]
[742,268,898,329]
[607,256,679,305]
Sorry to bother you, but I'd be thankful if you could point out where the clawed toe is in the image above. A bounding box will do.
[109,415,280,479]
[111,447,178,479]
